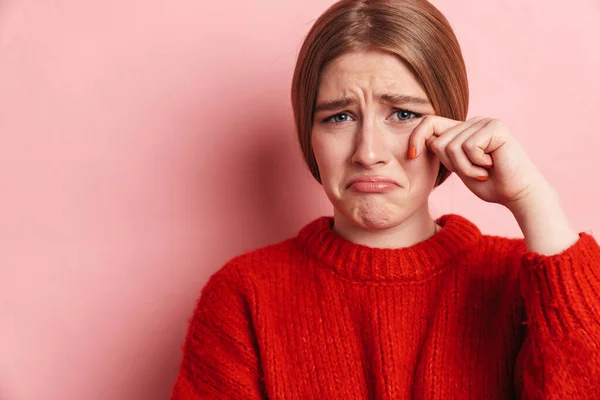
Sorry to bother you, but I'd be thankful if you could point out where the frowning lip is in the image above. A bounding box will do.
[346,175,400,189]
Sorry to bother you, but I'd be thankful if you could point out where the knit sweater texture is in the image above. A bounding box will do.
[170,214,600,399]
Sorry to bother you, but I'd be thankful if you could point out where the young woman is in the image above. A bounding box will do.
[171,0,600,398]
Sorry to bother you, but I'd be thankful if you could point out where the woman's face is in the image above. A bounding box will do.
[311,50,440,231]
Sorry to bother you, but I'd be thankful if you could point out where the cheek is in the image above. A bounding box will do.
[311,133,347,173]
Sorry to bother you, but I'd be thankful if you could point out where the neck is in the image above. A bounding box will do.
[332,204,440,249]
[296,213,482,282]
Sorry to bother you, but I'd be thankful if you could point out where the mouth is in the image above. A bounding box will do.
[346,176,400,193]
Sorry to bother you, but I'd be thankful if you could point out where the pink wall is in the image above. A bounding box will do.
[0,1,598,399]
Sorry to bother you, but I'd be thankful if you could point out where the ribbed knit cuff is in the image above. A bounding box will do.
[519,232,600,337]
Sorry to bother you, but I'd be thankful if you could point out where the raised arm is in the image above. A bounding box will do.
[509,186,600,398]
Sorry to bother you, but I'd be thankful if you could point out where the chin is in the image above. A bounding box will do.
[335,201,405,230]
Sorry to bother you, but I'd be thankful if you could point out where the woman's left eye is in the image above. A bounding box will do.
[390,110,422,122]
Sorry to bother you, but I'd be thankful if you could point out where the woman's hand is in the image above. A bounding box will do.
[408,115,580,255]
[408,115,547,209]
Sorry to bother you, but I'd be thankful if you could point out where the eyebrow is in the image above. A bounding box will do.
[314,93,432,113]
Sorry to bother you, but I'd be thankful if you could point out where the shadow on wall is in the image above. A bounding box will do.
[238,124,318,241]
[199,109,319,259]
[156,99,320,399]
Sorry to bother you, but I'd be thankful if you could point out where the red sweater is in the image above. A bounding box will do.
[170,214,600,399]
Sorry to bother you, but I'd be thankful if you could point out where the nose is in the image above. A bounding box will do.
[351,120,391,169]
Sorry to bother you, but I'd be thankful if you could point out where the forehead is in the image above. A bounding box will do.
[317,50,426,99]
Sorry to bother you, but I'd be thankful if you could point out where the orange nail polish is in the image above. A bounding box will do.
[475,176,488,182]
[482,164,493,169]
[408,145,417,159]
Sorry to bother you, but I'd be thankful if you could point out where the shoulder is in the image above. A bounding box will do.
[201,235,301,298]
[478,233,528,258]
[460,233,529,283]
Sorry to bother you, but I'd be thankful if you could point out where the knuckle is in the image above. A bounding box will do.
[462,141,477,152]
[489,119,507,131]
[447,142,461,154]
[421,115,434,128]
[431,141,444,152]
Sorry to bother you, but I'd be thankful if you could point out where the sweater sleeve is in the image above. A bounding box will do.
[170,264,267,400]
[514,232,600,399]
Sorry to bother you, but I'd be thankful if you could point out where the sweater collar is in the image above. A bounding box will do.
[296,214,481,282]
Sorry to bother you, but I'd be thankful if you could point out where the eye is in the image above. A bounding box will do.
[390,109,423,123]
[323,112,355,124]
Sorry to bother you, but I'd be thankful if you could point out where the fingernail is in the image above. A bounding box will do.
[475,176,488,182]
[483,164,493,169]
[408,145,417,159]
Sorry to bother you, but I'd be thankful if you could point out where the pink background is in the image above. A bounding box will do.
[0,1,598,399]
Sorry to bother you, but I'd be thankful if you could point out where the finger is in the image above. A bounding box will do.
[408,115,461,159]
[423,116,487,172]
[446,118,493,179]
[469,119,511,154]
[411,115,486,160]
[424,116,486,153]
[427,135,457,172]
[462,123,496,169]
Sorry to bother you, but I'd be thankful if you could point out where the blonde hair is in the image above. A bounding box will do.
[291,0,469,187]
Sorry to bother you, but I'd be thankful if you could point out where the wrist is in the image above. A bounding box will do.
[505,179,558,221]
[505,180,578,255]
